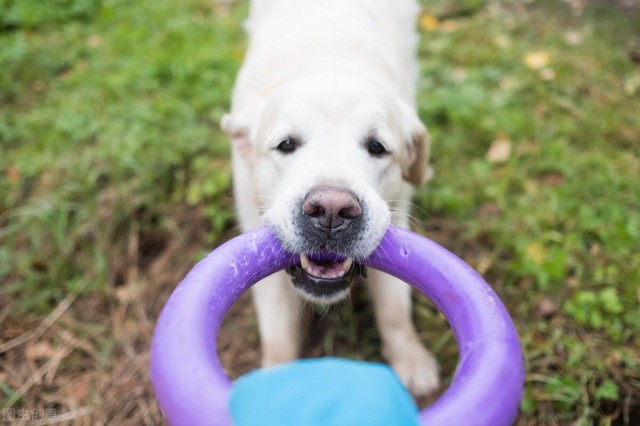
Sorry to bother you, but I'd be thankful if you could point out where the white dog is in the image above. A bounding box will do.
[222,0,439,396]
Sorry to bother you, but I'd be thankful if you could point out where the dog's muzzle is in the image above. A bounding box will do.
[293,185,366,254]
[286,252,367,300]
[286,185,370,300]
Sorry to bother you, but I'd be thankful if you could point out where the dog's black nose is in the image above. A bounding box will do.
[303,186,362,231]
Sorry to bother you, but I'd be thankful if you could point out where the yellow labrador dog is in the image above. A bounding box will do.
[222,0,438,396]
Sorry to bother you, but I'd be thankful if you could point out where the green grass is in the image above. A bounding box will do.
[413,0,640,422]
[1,0,241,313]
[1,0,639,424]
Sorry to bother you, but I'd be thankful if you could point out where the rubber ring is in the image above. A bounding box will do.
[150,226,525,425]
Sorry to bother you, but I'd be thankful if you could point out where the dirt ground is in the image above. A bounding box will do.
[0,206,467,425]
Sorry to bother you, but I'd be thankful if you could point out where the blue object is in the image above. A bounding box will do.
[229,358,419,426]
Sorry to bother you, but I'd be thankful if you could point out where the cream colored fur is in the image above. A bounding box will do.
[222,0,439,396]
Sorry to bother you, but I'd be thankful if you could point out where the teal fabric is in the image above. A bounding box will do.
[229,358,419,426]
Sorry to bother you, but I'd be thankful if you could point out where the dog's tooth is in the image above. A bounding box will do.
[300,254,310,271]
[342,257,353,271]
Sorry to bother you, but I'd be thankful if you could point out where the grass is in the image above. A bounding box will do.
[1,0,639,424]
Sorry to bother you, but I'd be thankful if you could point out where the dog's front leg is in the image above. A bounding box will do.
[251,271,302,366]
[367,269,440,397]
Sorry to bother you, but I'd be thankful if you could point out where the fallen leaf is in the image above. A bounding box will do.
[524,51,551,70]
[213,0,233,17]
[623,74,640,96]
[567,276,579,289]
[115,377,137,393]
[86,35,102,48]
[540,67,556,81]
[541,172,565,187]
[419,13,439,31]
[500,77,517,90]
[526,242,546,266]
[536,298,558,317]
[524,179,539,194]
[6,165,20,184]
[115,283,141,304]
[486,137,512,163]
[452,68,467,82]
[566,0,585,14]
[70,379,90,404]
[478,202,501,218]
[564,30,584,46]
[494,34,511,49]
[476,257,493,275]
[606,352,623,368]
[32,80,45,92]
[26,342,55,361]
[441,20,458,33]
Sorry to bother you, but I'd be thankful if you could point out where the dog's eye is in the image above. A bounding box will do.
[275,137,300,154]
[365,138,389,157]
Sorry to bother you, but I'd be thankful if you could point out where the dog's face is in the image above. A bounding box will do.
[224,74,430,302]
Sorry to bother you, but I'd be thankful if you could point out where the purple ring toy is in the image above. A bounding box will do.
[150,226,525,425]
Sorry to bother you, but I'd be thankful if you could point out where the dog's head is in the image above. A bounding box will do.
[223,74,431,303]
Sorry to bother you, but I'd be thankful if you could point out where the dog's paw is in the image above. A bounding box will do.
[260,340,299,368]
[261,351,297,368]
[387,343,440,397]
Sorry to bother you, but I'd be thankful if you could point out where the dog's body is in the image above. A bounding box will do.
[222,0,439,395]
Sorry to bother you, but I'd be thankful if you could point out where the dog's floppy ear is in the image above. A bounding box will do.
[399,102,433,186]
[221,113,253,162]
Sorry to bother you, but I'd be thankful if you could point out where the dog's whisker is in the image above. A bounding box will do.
[389,212,427,234]
[387,200,432,221]
[375,234,395,268]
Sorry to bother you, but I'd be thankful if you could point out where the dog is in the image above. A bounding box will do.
[222,0,439,396]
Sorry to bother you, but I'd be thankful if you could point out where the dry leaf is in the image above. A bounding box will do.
[86,35,102,48]
[524,179,539,194]
[452,68,467,82]
[70,379,90,405]
[540,67,556,81]
[6,165,20,184]
[478,202,501,218]
[486,137,512,163]
[494,34,511,49]
[536,298,558,318]
[526,242,546,266]
[116,283,141,304]
[500,77,517,90]
[524,51,551,70]
[441,20,458,33]
[564,30,584,46]
[567,276,579,289]
[26,342,55,362]
[623,74,640,96]
[212,0,233,17]
[541,172,565,187]
[476,256,493,275]
[419,13,439,31]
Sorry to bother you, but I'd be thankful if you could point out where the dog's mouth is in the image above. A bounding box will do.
[286,253,367,302]
[301,253,353,279]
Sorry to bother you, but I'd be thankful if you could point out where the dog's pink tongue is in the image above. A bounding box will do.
[300,254,353,280]
[307,261,345,279]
